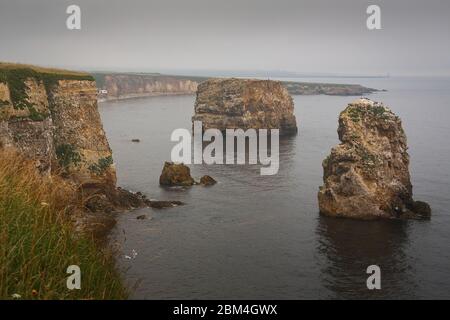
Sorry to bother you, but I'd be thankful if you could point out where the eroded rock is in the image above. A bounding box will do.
[318,98,431,220]
[199,175,217,186]
[192,78,298,135]
[159,161,196,186]
[83,186,151,213]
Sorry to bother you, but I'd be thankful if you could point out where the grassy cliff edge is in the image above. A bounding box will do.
[0,150,127,299]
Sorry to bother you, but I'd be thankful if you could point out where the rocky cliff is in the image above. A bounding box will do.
[192,78,298,135]
[0,64,115,189]
[318,98,431,220]
[93,73,204,101]
[92,72,378,101]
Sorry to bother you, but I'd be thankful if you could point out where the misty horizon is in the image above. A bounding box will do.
[1,0,450,76]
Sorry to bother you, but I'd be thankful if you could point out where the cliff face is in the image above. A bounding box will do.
[94,73,201,100]
[92,73,379,101]
[318,98,430,220]
[0,65,115,189]
[192,78,298,135]
[0,79,54,173]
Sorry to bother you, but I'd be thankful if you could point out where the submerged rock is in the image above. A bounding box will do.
[192,78,298,135]
[159,161,195,186]
[149,200,184,209]
[318,98,431,220]
[199,175,217,186]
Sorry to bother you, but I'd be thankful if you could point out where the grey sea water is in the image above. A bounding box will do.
[99,76,450,299]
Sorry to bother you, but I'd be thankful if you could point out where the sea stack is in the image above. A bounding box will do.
[318,98,431,220]
[192,78,297,135]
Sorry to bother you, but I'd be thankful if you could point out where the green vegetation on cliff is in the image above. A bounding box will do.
[55,144,82,169]
[88,156,114,175]
[0,63,94,120]
[0,150,127,300]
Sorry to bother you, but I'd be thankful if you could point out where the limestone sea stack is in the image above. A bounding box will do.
[318,98,431,220]
[192,78,298,135]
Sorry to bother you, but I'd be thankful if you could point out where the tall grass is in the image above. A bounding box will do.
[0,62,90,76]
[0,150,127,299]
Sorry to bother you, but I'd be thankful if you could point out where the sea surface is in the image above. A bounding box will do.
[99,76,450,299]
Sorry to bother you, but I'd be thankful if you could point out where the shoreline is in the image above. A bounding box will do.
[98,92,195,103]
[98,89,381,103]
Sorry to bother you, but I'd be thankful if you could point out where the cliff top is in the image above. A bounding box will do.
[204,77,279,84]
[199,77,285,88]
[0,63,94,95]
[0,62,95,121]
[0,62,91,77]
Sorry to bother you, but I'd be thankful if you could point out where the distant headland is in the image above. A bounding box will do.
[91,72,380,102]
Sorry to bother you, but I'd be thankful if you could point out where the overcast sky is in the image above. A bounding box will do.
[0,0,449,76]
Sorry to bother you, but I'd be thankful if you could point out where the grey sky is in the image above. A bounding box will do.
[0,0,449,76]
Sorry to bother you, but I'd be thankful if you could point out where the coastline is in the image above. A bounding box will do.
[97,86,380,103]
[98,91,195,103]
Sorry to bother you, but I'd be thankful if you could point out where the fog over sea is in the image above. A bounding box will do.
[99,76,450,299]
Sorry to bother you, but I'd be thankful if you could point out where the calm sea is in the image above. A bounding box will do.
[99,76,450,299]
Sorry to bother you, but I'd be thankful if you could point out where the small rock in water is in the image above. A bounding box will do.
[150,200,184,209]
[136,215,147,220]
[159,161,195,186]
[199,175,217,186]
[131,139,140,143]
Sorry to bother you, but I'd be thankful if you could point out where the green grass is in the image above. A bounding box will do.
[0,63,94,120]
[0,150,127,300]
[345,104,390,123]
